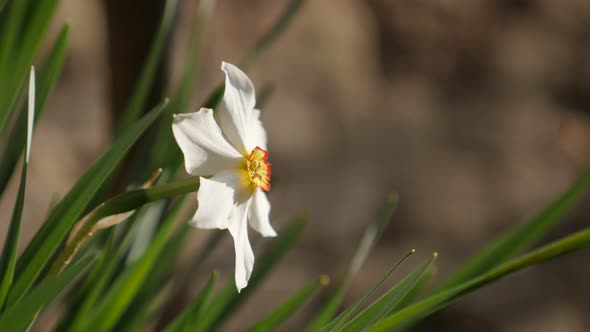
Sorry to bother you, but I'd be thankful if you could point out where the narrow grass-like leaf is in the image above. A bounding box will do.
[0,255,95,332]
[162,271,219,332]
[114,222,191,332]
[193,216,308,332]
[76,198,187,332]
[0,0,27,83]
[54,232,117,331]
[0,68,35,308]
[148,0,216,172]
[96,176,198,218]
[369,227,590,332]
[201,84,225,110]
[151,231,225,331]
[0,24,69,195]
[0,0,59,132]
[240,0,306,70]
[249,275,330,332]
[115,228,221,332]
[441,167,590,289]
[323,249,415,332]
[389,268,434,314]
[62,212,147,331]
[341,253,437,332]
[7,100,168,308]
[117,0,178,133]
[0,0,7,13]
[61,178,194,331]
[198,0,304,112]
[305,194,399,332]
[126,182,168,264]
[0,0,27,132]
[54,176,199,270]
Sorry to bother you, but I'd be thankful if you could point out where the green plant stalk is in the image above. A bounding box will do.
[117,0,178,133]
[199,0,305,111]
[49,176,199,275]
[0,166,27,309]
[0,24,69,195]
[440,166,590,289]
[77,198,188,332]
[195,217,308,332]
[249,276,330,332]
[0,0,58,132]
[8,100,167,308]
[148,0,215,173]
[369,227,590,331]
[62,212,149,331]
[64,233,117,323]
[341,253,437,332]
[387,268,435,315]
[152,230,225,329]
[323,249,416,332]
[0,0,27,82]
[240,0,306,70]
[0,0,27,131]
[114,221,191,332]
[306,193,399,332]
[0,0,8,13]
[0,255,96,332]
[162,271,218,332]
[0,66,35,310]
[61,173,184,330]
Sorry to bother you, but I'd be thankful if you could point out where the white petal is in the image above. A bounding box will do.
[26,66,35,163]
[218,62,266,153]
[248,109,267,150]
[172,108,242,176]
[190,171,241,230]
[249,190,276,237]
[228,198,255,292]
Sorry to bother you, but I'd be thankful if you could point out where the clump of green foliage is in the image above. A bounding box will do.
[0,0,588,331]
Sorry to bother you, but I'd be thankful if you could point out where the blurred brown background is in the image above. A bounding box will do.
[1,0,590,331]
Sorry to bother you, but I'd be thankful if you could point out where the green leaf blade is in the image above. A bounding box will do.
[0,24,70,195]
[341,253,437,332]
[306,194,399,332]
[7,100,168,308]
[249,275,329,332]
[163,271,219,332]
[0,0,59,132]
[323,249,415,332]
[241,0,306,70]
[117,0,177,133]
[441,167,590,290]
[114,222,191,332]
[0,0,28,86]
[0,255,95,332]
[76,198,186,332]
[194,216,308,332]
[370,227,590,332]
[148,0,216,173]
[0,67,36,308]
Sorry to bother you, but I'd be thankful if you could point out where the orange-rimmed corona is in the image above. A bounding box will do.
[247,146,271,191]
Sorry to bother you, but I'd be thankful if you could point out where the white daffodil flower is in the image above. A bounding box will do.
[172,62,276,292]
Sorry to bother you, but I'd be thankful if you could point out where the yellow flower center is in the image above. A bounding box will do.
[246,146,271,191]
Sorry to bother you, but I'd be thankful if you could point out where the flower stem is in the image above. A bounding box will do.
[96,176,200,218]
[49,176,200,275]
